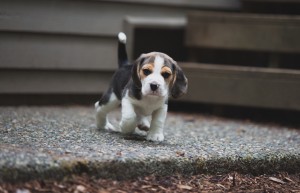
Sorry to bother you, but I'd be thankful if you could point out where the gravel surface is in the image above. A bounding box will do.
[0,106,299,182]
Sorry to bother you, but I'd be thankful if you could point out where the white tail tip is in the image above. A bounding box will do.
[118,32,126,44]
[94,101,99,108]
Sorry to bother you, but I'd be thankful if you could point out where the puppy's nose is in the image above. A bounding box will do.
[150,83,159,91]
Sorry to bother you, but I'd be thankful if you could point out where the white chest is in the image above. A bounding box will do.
[130,95,167,116]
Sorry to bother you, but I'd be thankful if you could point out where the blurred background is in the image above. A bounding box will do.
[0,0,300,124]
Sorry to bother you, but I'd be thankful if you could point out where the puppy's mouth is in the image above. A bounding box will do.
[149,92,161,96]
[145,90,165,97]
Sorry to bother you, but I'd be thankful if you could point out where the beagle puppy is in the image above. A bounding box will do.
[95,32,188,142]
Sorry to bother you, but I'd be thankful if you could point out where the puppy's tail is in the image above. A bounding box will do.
[118,32,128,68]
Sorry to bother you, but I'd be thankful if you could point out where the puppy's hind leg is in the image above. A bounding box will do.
[95,91,120,131]
[119,98,137,134]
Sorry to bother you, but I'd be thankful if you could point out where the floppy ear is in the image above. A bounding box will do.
[171,63,188,99]
[132,54,145,88]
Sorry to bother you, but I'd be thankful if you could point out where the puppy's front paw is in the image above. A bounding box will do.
[105,122,120,132]
[134,128,148,136]
[146,132,164,142]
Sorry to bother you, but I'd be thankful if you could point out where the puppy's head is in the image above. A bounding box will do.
[132,52,188,98]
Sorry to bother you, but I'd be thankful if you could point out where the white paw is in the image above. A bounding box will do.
[105,122,120,132]
[96,120,119,132]
[120,119,136,134]
[120,126,135,134]
[146,133,164,142]
[134,128,148,136]
[96,120,105,130]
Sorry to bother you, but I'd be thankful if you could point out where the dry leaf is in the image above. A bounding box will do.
[158,186,167,191]
[284,177,294,183]
[16,189,30,193]
[269,177,285,184]
[291,190,300,193]
[98,190,110,193]
[216,184,226,189]
[177,184,193,190]
[116,190,127,193]
[0,186,8,193]
[141,185,152,189]
[54,183,65,189]
[75,185,86,193]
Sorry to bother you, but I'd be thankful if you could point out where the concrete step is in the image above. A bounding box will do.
[0,106,299,182]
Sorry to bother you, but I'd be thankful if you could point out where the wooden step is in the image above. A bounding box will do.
[179,63,300,111]
[186,11,300,53]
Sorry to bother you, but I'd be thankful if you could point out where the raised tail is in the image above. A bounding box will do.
[118,32,128,68]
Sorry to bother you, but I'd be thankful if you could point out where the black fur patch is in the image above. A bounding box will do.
[98,65,137,104]
[111,65,133,100]
[128,80,142,100]
[99,62,144,103]
[98,87,113,105]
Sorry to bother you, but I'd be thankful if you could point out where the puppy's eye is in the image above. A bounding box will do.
[143,69,152,76]
[161,72,171,79]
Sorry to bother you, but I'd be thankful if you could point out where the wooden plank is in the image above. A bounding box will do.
[0,94,101,106]
[2,64,299,111]
[0,70,113,94]
[179,63,300,110]
[242,0,299,3]
[0,0,120,36]
[0,0,192,71]
[0,0,195,36]
[241,0,300,15]
[106,0,241,9]
[186,12,300,53]
[0,32,117,70]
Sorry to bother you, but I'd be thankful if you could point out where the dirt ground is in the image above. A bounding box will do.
[1,172,299,193]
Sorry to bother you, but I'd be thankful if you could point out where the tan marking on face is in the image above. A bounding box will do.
[171,68,177,87]
[161,66,173,84]
[139,63,154,80]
